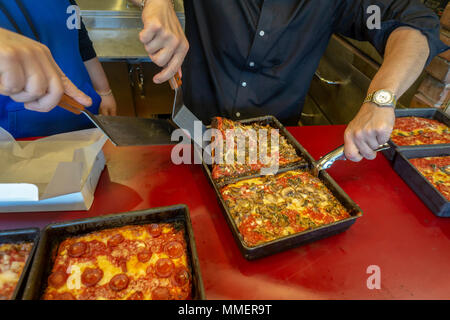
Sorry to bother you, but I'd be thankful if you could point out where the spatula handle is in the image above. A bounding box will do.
[169,72,182,90]
[58,93,86,115]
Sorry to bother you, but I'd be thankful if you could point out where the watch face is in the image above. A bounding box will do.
[374,90,393,105]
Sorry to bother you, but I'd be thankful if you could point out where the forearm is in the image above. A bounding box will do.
[84,57,111,94]
[367,27,430,98]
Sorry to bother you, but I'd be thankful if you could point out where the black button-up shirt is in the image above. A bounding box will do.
[182,0,448,125]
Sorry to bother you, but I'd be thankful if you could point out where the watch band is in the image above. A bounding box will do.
[363,93,374,104]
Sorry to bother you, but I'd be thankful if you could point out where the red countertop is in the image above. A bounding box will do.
[1,125,449,299]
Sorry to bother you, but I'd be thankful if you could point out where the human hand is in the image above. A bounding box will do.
[139,0,189,84]
[98,92,117,116]
[344,102,395,161]
[0,28,92,112]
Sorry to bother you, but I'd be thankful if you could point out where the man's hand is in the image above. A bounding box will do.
[0,28,92,112]
[139,0,189,83]
[344,103,395,161]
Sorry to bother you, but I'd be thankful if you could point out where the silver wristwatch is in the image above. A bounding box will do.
[364,89,397,108]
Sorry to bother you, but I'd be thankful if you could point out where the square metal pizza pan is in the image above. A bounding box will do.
[383,108,450,162]
[201,115,363,260]
[393,145,450,217]
[0,227,40,300]
[22,204,205,300]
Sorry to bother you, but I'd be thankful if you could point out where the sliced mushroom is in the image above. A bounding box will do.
[281,187,295,198]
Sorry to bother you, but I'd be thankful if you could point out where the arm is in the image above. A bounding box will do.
[334,0,448,161]
[130,0,188,83]
[84,57,117,116]
[344,27,429,161]
[0,28,92,112]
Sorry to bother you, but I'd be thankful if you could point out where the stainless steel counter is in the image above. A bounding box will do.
[78,0,185,62]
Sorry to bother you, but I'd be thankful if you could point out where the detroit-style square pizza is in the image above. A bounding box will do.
[42,223,191,300]
[220,170,351,247]
[391,117,450,146]
[0,242,33,300]
[211,117,303,181]
[409,156,450,201]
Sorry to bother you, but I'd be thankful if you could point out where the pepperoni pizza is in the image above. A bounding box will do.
[0,242,33,300]
[42,223,191,300]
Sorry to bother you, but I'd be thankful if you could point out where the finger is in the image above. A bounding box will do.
[365,131,381,150]
[150,47,176,70]
[42,48,92,107]
[153,50,184,84]
[0,55,26,96]
[32,51,65,111]
[139,21,161,44]
[354,137,376,160]
[10,51,49,103]
[99,106,107,116]
[344,130,363,162]
[376,128,392,146]
[144,36,166,57]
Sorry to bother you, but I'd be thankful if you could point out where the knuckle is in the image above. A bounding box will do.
[1,47,17,61]
[149,22,162,33]
[354,130,365,140]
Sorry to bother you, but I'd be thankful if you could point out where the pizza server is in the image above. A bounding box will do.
[312,143,390,176]
[57,93,176,146]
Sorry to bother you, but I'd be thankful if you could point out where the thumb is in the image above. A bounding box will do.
[43,48,93,107]
[61,75,92,107]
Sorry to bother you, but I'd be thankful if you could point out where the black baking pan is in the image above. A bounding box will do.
[207,115,310,186]
[202,116,363,260]
[22,204,205,300]
[0,227,40,300]
[383,108,450,161]
[393,145,450,217]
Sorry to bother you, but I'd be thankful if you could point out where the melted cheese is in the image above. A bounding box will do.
[44,224,190,300]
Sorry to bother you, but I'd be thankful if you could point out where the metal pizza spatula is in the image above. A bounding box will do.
[169,74,210,157]
[58,93,176,146]
[312,143,390,176]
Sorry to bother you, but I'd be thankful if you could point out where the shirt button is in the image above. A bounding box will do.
[236,112,241,117]
[249,61,255,67]
[259,30,265,37]
[241,82,247,87]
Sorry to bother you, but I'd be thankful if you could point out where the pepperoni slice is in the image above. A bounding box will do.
[81,267,103,287]
[68,242,87,258]
[109,274,129,291]
[151,287,170,300]
[127,291,144,300]
[146,265,153,275]
[155,258,174,278]
[173,267,190,287]
[137,250,152,263]
[121,259,129,273]
[108,233,124,247]
[148,224,161,238]
[48,270,68,288]
[59,292,76,300]
[165,241,183,259]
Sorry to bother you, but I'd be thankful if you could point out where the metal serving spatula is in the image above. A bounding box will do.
[58,94,176,146]
[169,74,209,156]
[312,143,390,176]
